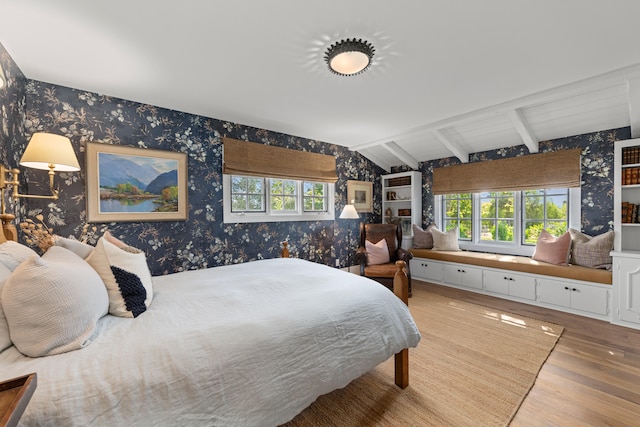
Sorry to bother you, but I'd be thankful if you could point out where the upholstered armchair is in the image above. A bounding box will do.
[356,223,413,296]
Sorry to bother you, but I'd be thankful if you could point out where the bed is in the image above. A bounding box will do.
[0,232,420,426]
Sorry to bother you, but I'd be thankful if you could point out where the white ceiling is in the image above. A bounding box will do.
[2,0,640,171]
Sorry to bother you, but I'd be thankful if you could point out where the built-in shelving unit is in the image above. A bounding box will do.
[612,138,640,330]
[381,171,421,249]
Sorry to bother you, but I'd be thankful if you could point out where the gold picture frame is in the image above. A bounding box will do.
[86,142,188,222]
[347,180,373,213]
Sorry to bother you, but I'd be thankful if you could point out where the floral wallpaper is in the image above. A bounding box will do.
[0,41,631,276]
[395,127,631,237]
[0,43,384,275]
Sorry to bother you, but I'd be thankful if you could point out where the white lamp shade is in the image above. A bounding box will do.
[339,204,360,219]
[20,133,81,172]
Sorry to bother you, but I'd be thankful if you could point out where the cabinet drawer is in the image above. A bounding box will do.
[411,259,443,282]
[484,270,536,301]
[538,278,608,315]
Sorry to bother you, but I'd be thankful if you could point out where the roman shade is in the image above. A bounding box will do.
[432,148,581,195]
[222,137,337,183]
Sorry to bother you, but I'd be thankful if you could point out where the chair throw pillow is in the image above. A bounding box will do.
[2,247,109,357]
[0,263,14,353]
[431,227,461,251]
[87,232,153,318]
[569,228,614,269]
[412,224,437,249]
[532,230,571,265]
[366,238,391,265]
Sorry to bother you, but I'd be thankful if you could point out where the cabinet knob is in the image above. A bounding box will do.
[509,277,515,281]
[503,276,508,280]
[422,263,427,267]
[564,286,569,290]
[572,288,577,292]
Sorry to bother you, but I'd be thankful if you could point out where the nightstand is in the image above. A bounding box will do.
[0,373,37,427]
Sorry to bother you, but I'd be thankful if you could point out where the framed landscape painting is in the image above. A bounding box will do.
[86,143,188,222]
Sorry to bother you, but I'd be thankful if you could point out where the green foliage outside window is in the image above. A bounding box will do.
[231,176,264,212]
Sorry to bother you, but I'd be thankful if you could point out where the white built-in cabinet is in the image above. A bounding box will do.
[410,257,611,321]
[381,171,421,249]
[612,138,640,329]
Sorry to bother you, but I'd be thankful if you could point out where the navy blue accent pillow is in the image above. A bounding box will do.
[110,266,148,318]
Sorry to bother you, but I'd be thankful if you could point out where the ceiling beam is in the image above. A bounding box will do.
[381,141,420,170]
[507,108,539,153]
[357,149,392,173]
[628,77,640,138]
[432,129,469,163]
[352,62,640,152]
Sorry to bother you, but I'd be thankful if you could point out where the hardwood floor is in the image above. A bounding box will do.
[411,279,640,427]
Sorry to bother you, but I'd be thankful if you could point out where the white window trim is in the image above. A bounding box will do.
[434,188,580,257]
[223,174,335,223]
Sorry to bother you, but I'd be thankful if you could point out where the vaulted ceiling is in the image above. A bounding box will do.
[2,1,640,171]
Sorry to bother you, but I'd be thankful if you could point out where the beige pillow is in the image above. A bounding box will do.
[569,229,614,269]
[412,224,437,249]
[365,238,390,265]
[87,232,153,318]
[431,227,460,251]
[532,230,571,265]
[2,247,108,357]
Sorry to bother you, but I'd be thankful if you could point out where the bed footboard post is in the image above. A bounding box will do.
[393,260,409,388]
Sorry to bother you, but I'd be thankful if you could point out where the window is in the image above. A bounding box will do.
[480,192,515,243]
[436,188,579,256]
[224,175,334,223]
[442,193,472,240]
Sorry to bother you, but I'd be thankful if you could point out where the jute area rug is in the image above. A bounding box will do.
[283,282,564,427]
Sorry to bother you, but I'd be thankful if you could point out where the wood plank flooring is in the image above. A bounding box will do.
[411,279,640,427]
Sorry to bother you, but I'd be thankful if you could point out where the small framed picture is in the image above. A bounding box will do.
[347,180,373,213]
[86,142,188,222]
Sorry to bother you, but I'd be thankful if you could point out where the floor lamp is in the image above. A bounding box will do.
[339,200,360,271]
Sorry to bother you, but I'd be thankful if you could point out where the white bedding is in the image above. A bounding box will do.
[0,258,420,426]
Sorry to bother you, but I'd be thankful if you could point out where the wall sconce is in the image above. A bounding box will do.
[0,132,80,240]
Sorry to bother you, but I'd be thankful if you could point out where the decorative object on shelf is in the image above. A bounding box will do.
[339,200,360,269]
[280,241,289,258]
[384,207,393,223]
[324,38,375,76]
[347,180,373,213]
[86,142,188,223]
[387,191,396,200]
[0,132,81,241]
[398,208,411,217]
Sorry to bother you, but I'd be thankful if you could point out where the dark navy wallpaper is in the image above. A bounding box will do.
[0,43,384,275]
[396,127,631,237]
[0,42,631,276]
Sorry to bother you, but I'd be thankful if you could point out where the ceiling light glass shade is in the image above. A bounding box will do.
[339,202,360,219]
[325,38,375,76]
[20,132,81,172]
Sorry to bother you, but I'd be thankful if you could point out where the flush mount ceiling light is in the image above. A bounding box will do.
[324,38,375,76]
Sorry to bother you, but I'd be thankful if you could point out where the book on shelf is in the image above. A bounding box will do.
[622,166,640,185]
[622,146,640,165]
[622,201,640,223]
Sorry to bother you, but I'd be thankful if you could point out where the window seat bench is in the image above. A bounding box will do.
[409,249,612,285]
[409,248,613,321]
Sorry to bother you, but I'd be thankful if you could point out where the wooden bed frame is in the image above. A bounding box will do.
[281,243,410,388]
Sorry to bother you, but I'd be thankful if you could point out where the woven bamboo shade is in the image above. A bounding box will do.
[222,137,337,183]
[432,148,582,195]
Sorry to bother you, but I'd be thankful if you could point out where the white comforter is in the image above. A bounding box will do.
[0,258,420,426]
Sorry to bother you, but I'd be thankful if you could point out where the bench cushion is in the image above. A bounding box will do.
[409,248,612,285]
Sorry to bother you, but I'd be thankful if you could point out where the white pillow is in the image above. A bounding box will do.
[0,263,14,352]
[365,238,391,265]
[0,241,38,271]
[431,227,461,251]
[87,232,153,318]
[2,247,109,357]
[55,236,95,259]
[0,241,38,353]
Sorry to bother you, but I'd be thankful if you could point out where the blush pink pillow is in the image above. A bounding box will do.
[532,230,571,265]
[365,238,390,265]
